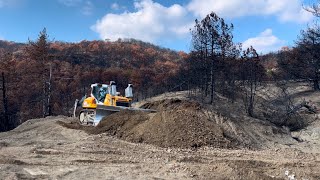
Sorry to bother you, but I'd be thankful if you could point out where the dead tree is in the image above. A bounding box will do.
[46,63,52,116]
[26,28,52,117]
[278,25,320,91]
[240,47,264,117]
[190,12,235,104]
[287,100,317,115]
[0,72,8,131]
[304,1,320,17]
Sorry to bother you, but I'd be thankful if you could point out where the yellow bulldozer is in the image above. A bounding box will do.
[74,81,155,126]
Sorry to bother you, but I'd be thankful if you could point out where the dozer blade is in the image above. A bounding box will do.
[94,104,157,126]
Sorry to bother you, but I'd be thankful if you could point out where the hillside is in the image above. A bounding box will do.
[0,39,185,131]
[0,87,320,179]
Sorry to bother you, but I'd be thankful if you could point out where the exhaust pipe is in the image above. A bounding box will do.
[125,84,133,98]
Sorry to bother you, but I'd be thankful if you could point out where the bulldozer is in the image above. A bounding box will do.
[74,81,155,126]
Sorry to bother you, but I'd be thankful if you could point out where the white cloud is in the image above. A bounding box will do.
[111,3,119,10]
[82,1,93,15]
[58,0,82,7]
[92,0,313,51]
[59,0,94,15]
[92,0,192,43]
[110,2,127,11]
[242,29,286,53]
[187,0,313,23]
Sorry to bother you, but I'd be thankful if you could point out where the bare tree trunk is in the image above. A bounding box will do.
[2,73,8,131]
[210,66,215,104]
[248,79,254,117]
[47,64,52,116]
[42,73,46,118]
[313,79,320,91]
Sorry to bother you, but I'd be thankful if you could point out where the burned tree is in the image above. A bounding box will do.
[190,12,235,103]
[279,26,320,91]
[304,1,320,17]
[240,47,264,117]
[25,28,52,117]
[297,26,320,90]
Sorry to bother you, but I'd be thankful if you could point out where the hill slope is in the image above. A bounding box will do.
[0,39,186,131]
[1,89,320,179]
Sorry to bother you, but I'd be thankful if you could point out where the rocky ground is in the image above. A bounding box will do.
[1,86,320,179]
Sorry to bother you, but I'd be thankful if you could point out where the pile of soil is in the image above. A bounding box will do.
[58,97,296,149]
[89,99,233,148]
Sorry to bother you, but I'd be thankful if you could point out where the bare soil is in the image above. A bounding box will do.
[92,99,231,149]
[1,87,320,179]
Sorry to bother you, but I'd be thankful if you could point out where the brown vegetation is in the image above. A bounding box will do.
[0,36,184,131]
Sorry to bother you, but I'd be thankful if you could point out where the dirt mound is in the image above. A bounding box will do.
[58,97,297,149]
[84,99,232,148]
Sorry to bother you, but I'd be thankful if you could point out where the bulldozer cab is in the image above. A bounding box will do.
[91,84,109,103]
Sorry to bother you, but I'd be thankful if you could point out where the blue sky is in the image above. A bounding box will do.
[0,0,318,53]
